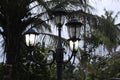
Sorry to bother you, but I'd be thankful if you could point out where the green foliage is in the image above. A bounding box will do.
[63,62,75,80]
[97,10,120,51]
[1,0,120,80]
[86,9,120,53]
[15,43,56,80]
[0,63,4,79]
[87,53,120,80]
[85,77,91,80]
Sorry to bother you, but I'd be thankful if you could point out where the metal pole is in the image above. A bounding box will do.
[56,25,63,80]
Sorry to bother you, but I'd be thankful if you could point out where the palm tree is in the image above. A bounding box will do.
[2,0,119,80]
[0,0,53,80]
[0,0,93,80]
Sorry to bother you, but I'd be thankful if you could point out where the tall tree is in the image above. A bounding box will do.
[0,0,91,80]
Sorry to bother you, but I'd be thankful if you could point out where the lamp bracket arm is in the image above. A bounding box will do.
[30,50,56,66]
[72,54,76,65]
[63,52,75,64]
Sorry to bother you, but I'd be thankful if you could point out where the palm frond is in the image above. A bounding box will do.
[37,32,69,47]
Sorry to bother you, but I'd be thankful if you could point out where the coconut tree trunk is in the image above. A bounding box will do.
[3,24,22,80]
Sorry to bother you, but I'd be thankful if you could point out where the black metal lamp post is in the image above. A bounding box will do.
[24,8,82,80]
[51,7,66,80]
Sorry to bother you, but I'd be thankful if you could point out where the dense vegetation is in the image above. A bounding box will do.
[0,0,120,80]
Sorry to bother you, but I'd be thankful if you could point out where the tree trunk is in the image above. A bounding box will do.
[3,24,22,80]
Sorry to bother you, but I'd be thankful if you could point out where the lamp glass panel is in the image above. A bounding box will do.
[74,40,79,51]
[68,25,81,39]
[76,25,81,38]
[25,34,30,46]
[34,34,38,46]
[54,15,65,25]
[67,25,75,38]
[69,40,73,51]
[69,40,79,52]
[29,34,36,46]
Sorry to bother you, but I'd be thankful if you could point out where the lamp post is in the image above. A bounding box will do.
[24,8,82,80]
[52,7,67,80]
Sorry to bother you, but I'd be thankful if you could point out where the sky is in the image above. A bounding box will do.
[90,0,120,24]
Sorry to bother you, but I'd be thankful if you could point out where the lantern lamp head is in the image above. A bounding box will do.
[66,19,82,40]
[52,7,67,27]
[66,19,83,53]
[24,29,39,47]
